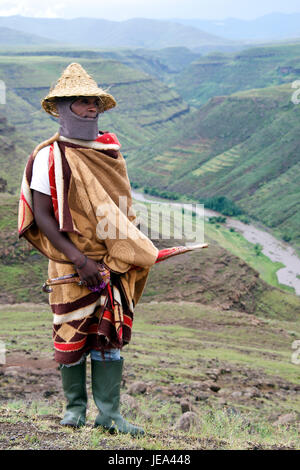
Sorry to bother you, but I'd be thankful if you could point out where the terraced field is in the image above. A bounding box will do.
[192,145,243,177]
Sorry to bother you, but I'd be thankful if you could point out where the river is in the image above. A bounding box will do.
[132,190,300,296]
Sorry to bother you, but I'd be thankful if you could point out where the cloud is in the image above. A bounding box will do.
[0,0,66,18]
[1,0,300,21]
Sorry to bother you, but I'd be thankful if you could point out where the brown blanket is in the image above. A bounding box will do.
[18,134,158,318]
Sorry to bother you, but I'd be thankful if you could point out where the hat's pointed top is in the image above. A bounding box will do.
[41,62,117,117]
[58,62,92,80]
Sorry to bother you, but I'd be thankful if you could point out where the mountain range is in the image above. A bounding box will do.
[0,16,238,51]
[1,13,300,51]
[168,12,300,42]
[0,39,299,253]
[0,25,60,47]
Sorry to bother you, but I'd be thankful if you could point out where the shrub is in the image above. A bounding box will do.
[208,216,227,224]
[254,243,262,256]
[282,234,292,242]
[203,196,243,216]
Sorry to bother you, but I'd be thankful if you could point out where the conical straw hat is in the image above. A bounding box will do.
[41,62,117,117]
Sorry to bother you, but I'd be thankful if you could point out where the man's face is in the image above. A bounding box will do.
[70,96,100,118]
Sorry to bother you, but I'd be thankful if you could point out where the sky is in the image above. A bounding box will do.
[1,0,300,21]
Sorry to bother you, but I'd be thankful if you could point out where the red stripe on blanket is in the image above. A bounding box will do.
[101,311,132,328]
[123,314,133,328]
[18,190,33,234]
[103,310,114,323]
[18,194,26,234]
[20,190,33,210]
[49,144,59,222]
[54,337,87,352]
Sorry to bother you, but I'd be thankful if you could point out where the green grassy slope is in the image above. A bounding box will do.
[0,54,191,192]
[126,83,300,247]
[0,46,203,84]
[1,48,300,310]
[1,192,299,321]
[173,43,300,106]
[86,47,203,82]
[0,112,31,193]
[0,302,299,449]
[2,47,299,246]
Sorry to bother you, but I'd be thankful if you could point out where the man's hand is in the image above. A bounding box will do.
[75,256,103,288]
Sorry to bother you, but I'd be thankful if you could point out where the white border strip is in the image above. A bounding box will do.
[53,141,64,230]
[58,135,120,151]
[22,169,33,211]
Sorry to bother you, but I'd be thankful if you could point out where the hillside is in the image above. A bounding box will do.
[0,26,61,47]
[3,45,300,245]
[0,32,299,452]
[1,190,299,321]
[0,46,203,85]
[0,301,299,450]
[126,83,300,249]
[0,54,191,192]
[0,46,201,82]
[0,16,237,50]
[173,43,300,106]
[1,52,300,296]
[170,13,300,42]
[1,197,300,448]
[90,47,203,82]
[0,113,30,192]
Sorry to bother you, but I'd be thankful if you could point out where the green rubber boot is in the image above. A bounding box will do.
[59,360,88,428]
[91,358,145,436]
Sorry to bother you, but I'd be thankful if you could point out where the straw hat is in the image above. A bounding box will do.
[41,62,117,117]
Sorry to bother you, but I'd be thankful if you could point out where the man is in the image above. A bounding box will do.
[18,63,159,435]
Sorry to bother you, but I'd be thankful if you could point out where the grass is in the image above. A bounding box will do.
[0,301,299,450]
[0,303,52,353]
[1,399,298,450]
[204,220,290,291]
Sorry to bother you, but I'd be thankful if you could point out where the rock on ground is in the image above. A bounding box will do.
[175,411,199,432]
[128,381,147,395]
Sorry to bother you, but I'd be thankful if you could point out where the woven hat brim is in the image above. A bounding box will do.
[41,91,117,117]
